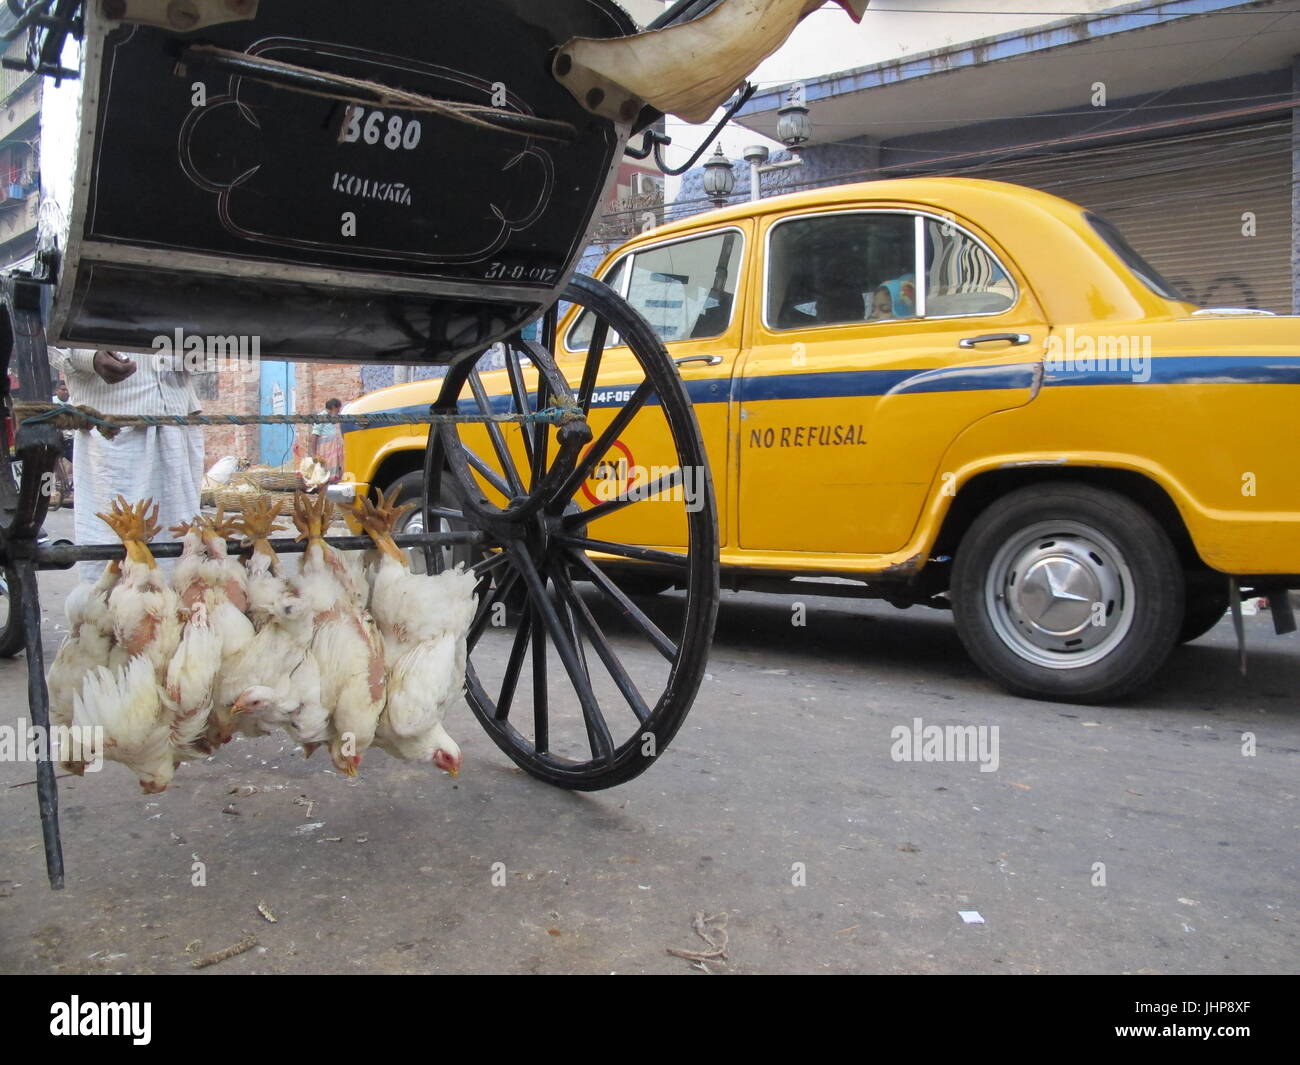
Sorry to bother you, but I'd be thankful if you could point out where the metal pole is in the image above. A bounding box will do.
[18,558,64,889]
[750,159,762,202]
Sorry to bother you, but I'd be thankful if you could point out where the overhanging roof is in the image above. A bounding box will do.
[736,0,1300,145]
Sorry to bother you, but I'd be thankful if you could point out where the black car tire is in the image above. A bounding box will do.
[952,483,1184,703]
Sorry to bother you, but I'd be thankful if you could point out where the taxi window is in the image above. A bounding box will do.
[924,218,1016,317]
[568,257,627,350]
[767,213,917,330]
[568,230,743,349]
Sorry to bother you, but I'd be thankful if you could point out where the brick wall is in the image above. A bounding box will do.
[196,368,259,471]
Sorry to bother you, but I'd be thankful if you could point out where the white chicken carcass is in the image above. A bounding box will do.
[99,497,182,680]
[339,498,383,607]
[357,487,477,775]
[220,498,330,752]
[72,654,173,793]
[45,559,121,773]
[169,508,256,749]
[292,492,386,775]
[164,601,225,762]
[232,498,299,630]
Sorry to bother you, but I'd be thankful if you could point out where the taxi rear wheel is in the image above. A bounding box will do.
[952,483,1183,703]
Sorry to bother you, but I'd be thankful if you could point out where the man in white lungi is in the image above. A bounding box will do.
[48,348,204,579]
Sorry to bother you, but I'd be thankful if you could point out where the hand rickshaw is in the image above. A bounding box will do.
[0,0,867,887]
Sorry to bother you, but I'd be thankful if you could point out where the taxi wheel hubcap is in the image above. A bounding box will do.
[986,520,1135,669]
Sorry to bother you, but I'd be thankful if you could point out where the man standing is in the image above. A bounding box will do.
[48,347,204,577]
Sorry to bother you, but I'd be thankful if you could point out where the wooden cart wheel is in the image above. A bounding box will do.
[423,273,719,790]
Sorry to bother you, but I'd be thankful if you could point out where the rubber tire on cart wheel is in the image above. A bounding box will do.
[0,563,24,658]
[951,483,1184,703]
[1179,579,1230,643]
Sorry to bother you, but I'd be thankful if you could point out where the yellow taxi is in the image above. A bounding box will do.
[339,177,1299,703]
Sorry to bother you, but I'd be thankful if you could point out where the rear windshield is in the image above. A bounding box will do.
[1085,212,1186,302]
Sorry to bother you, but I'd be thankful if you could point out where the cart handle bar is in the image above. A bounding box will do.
[17,530,488,570]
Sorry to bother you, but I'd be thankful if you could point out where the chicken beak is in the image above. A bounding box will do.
[837,0,869,21]
[434,750,462,777]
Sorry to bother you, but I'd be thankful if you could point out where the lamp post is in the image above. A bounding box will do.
[701,143,736,208]
[746,83,812,201]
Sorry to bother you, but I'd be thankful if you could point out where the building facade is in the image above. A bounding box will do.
[673,0,1300,314]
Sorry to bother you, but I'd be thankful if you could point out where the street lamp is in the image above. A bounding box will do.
[701,144,736,208]
[746,83,811,201]
[776,87,813,149]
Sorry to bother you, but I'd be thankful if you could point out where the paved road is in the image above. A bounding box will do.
[1,510,1295,973]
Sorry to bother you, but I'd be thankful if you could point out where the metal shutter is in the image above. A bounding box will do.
[965,121,1293,313]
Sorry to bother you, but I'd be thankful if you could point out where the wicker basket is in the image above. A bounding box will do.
[200,478,290,512]
[242,467,302,492]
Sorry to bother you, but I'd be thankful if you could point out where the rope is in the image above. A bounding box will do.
[184,45,576,143]
[13,403,583,440]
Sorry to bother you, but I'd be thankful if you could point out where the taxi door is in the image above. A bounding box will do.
[558,222,751,549]
[737,208,1048,556]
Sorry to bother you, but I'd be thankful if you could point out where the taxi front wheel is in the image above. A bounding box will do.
[951,484,1184,703]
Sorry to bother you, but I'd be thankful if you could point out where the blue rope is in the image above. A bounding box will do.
[16,403,582,434]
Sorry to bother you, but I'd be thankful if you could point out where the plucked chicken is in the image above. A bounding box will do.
[357,487,477,775]
[100,497,182,679]
[169,509,255,748]
[221,498,330,753]
[164,601,224,762]
[292,492,386,775]
[72,654,174,793]
[46,559,121,773]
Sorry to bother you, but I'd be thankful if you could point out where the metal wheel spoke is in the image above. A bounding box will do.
[461,442,513,499]
[565,547,678,661]
[471,551,510,574]
[530,602,548,754]
[467,568,521,651]
[552,579,613,756]
[512,546,615,764]
[504,344,536,470]
[577,320,609,414]
[565,467,683,528]
[556,377,658,503]
[427,506,467,522]
[558,535,690,569]
[530,366,551,493]
[470,368,526,497]
[552,564,652,723]
[541,304,558,355]
[495,607,532,722]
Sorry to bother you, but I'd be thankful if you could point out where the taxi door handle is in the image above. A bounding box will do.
[959,333,1032,349]
[675,354,724,366]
